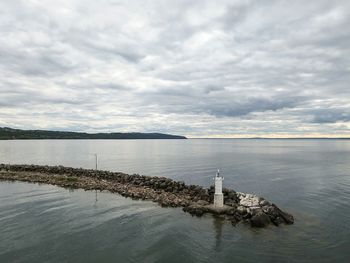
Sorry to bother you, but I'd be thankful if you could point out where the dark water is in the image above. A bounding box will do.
[0,139,349,262]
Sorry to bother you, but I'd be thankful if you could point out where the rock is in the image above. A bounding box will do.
[237,192,245,199]
[271,216,285,226]
[272,204,294,224]
[259,199,269,206]
[249,207,263,216]
[196,200,209,206]
[250,212,271,227]
[263,205,279,217]
[183,205,205,217]
[225,199,237,207]
[227,192,238,202]
[237,206,247,215]
[239,194,260,207]
[226,208,236,215]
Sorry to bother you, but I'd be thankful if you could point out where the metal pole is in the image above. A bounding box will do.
[94,153,98,203]
[8,143,11,170]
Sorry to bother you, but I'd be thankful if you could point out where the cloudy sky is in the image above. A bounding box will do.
[0,0,349,137]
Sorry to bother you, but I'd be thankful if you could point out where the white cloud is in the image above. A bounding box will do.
[0,0,349,137]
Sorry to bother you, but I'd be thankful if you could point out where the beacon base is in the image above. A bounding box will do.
[214,193,224,208]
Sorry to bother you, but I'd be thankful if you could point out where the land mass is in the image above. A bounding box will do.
[0,127,186,140]
[0,164,294,228]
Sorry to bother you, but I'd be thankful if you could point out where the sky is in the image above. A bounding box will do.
[0,0,350,138]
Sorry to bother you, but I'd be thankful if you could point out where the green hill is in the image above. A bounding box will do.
[0,127,187,140]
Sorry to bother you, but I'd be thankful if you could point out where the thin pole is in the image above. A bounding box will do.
[8,143,11,168]
[94,153,98,203]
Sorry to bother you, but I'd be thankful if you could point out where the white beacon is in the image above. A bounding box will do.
[214,169,224,208]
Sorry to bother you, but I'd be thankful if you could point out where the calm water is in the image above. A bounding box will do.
[0,139,350,262]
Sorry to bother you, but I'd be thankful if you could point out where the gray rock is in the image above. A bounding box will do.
[250,212,271,227]
[272,204,294,224]
[239,194,260,207]
[237,206,247,215]
[196,200,209,206]
[259,199,269,206]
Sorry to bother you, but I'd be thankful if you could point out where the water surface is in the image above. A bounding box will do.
[0,139,349,262]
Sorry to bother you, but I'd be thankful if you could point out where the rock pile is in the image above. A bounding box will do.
[0,164,294,228]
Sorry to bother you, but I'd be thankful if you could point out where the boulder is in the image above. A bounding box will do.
[237,206,247,215]
[183,205,205,217]
[250,212,271,227]
[225,199,237,207]
[259,199,270,206]
[196,200,209,206]
[271,216,285,226]
[239,194,260,207]
[272,204,294,224]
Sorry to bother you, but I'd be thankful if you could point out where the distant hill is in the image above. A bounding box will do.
[0,127,187,140]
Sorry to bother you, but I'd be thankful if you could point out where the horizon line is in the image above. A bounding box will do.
[187,137,350,139]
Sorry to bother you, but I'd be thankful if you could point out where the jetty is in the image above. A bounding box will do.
[0,164,294,228]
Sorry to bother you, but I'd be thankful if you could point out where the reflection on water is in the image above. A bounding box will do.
[0,139,350,262]
[213,217,224,250]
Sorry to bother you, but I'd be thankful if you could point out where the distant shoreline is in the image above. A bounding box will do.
[0,127,187,140]
[189,137,350,140]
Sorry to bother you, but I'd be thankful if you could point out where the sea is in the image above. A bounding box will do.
[0,139,349,262]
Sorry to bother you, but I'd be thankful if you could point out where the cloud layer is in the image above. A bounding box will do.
[0,0,349,137]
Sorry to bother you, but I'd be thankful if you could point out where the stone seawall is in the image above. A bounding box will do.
[0,164,294,228]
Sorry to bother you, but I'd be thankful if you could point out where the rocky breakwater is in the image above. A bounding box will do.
[0,164,294,228]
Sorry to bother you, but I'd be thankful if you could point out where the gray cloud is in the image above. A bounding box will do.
[310,109,350,123]
[0,0,349,137]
